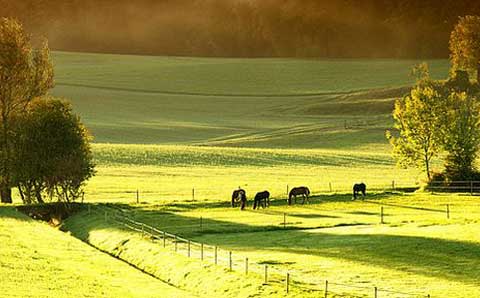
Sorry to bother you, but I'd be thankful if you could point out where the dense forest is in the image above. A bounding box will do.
[1,0,479,58]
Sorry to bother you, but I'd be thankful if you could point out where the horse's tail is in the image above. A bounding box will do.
[306,187,310,196]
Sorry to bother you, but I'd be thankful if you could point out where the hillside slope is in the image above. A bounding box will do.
[51,52,449,147]
[0,206,188,297]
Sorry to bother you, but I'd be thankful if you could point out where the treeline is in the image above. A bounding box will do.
[1,0,480,58]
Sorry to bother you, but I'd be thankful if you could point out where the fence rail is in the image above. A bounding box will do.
[91,205,432,298]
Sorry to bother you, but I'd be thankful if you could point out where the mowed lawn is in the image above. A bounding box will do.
[0,206,188,298]
[64,193,480,298]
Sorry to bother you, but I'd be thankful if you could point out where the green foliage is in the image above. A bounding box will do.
[388,82,443,179]
[0,18,54,202]
[441,92,480,180]
[450,15,480,81]
[12,98,95,204]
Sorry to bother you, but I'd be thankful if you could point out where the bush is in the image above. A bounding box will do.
[12,97,95,204]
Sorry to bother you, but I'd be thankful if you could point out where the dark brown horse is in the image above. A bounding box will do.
[352,183,366,200]
[288,186,310,205]
[231,189,247,210]
[253,191,270,209]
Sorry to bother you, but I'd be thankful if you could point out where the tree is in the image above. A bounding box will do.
[450,15,480,82]
[441,91,480,180]
[387,83,443,180]
[12,97,95,204]
[0,18,54,203]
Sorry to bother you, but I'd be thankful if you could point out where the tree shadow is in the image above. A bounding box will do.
[63,202,480,286]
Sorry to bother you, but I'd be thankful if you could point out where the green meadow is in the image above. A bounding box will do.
[0,207,187,297]
[6,51,478,297]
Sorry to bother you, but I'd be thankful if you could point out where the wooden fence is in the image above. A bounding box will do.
[93,206,432,298]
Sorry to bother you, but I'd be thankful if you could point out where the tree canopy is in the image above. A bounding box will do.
[450,15,480,82]
[12,98,95,204]
[0,17,54,203]
[1,0,480,58]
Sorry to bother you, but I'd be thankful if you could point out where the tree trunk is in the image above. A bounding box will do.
[17,184,25,204]
[0,182,12,203]
[34,183,44,204]
[477,62,480,83]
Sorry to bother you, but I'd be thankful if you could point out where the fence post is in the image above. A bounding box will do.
[200,216,203,229]
[175,236,178,252]
[286,272,290,293]
[201,243,204,260]
[374,286,378,298]
[81,191,85,203]
[392,180,395,190]
[229,251,232,271]
[287,184,289,198]
[136,189,139,204]
[471,181,474,195]
[188,240,191,257]
[215,246,218,265]
[141,223,144,236]
[245,257,248,275]
[283,213,286,229]
[329,182,332,193]
[380,206,384,224]
[264,265,268,284]
[192,187,195,201]
[324,280,328,298]
[446,204,450,219]
[163,231,166,248]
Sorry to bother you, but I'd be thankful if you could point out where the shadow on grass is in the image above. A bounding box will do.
[64,201,480,286]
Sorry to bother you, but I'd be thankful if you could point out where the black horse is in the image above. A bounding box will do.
[231,189,247,210]
[253,191,270,209]
[352,183,366,200]
[288,186,310,205]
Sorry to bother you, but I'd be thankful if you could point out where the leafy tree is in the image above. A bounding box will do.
[12,98,95,204]
[0,18,54,203]
[441,91,480,180]
[450,15,480,82]
[387,83,444,180]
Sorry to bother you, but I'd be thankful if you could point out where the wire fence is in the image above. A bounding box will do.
[82,179,480,205]
[90,205,432,298]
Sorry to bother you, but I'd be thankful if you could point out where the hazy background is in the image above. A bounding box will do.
[2,0,479,58]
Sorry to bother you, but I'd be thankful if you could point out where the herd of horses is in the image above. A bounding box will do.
[231,183,366,210]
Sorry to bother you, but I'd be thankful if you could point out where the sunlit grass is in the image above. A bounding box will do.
[64,193,480,298]
[0,206,186,297]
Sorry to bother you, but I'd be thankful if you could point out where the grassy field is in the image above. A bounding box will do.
[7,52,475,298]
[51,51,449,146]
[47,52,449,204]
[64,193,480,298]
[0,206,188,297]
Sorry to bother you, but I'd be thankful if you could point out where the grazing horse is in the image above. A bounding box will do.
[288,186,310,205]
[352,183,366,200]
[231,189,247,210]
[253,191,270,210]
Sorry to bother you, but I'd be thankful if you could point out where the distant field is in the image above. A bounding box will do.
[0,206,187,297]
[52,52,449,146]
[47,52,449,203]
